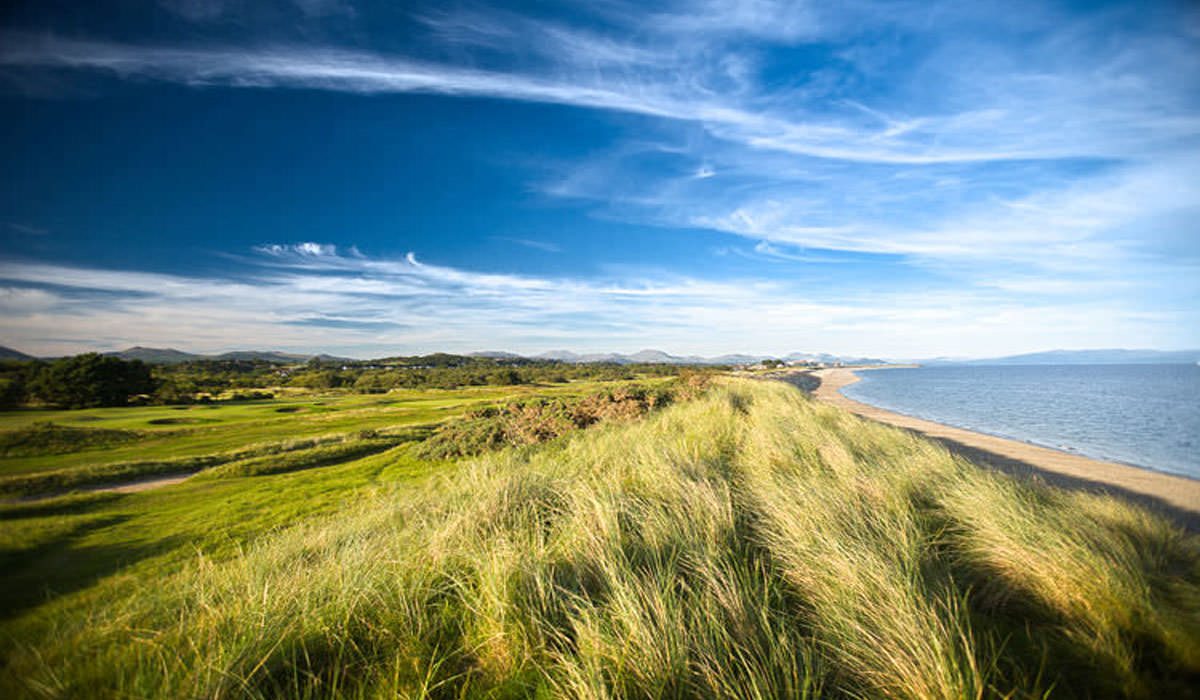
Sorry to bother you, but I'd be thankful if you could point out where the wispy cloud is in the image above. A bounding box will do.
[1,0,1196,356]
[7,4,1195,167]
[492,237,562,253]
[256,242,341,257]
[0,244,1194,358]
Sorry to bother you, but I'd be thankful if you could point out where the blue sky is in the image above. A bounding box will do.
[1,0,1198,359]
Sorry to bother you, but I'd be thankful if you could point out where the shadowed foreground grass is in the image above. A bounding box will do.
[2,378,1197,698]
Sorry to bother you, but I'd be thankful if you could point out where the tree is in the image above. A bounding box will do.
[490,369,524,385]
[0,377,24,410]
[30,354,155,408]
[153,378,198,405]
[0,359,38,410]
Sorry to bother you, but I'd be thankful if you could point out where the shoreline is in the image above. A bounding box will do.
[804,368,1200,527]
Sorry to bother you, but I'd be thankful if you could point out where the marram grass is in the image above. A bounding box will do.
[2,379,1197,698]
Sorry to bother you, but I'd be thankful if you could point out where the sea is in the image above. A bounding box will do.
[840,364,1200,480]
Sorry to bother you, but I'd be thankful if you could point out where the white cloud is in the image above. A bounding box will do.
[1,2,1197,357]
[256,242,340,257]
[6,9,1195,167]
[493,237,562,253]
[0,245,1195,359]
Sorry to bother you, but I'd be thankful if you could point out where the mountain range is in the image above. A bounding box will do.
[0,345,355,365]
[509,349,887,365]
[106,347,363,365]
[2,345,1196,366]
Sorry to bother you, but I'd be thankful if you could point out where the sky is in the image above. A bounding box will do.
[1,0,1198,359]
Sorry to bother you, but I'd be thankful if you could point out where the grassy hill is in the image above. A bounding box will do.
[1,378,1197,698]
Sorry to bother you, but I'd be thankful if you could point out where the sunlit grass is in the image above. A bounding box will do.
[2,378,1196,698]
[0,379,648,478]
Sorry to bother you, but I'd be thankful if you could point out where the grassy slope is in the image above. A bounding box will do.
[2,378,1198,698]
[0,382,628,478]
[0,382,647,497]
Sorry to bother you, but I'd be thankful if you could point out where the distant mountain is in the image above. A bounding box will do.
[100,347,356,365]
[624,349,722,364]
[215,350,310,363]
[536,349,690,364]
[578,353,631,363]
[0,345,35,361]
[535,350,583,362]
[528,349,879,366]
[708,354,770,365]
[625,349,678,363]
[470,351,524,359]
[106,347,203,364]
[534,350,631,363]
[785,351,887,365]
[215,350,357,363]
[947,349,1200,366]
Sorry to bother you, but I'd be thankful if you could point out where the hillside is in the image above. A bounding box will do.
[105,346,202,364]
[1,378,1195,698]
[0,345,34,361]
[97,347,358,365]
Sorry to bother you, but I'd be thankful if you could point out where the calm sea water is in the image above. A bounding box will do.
[840,364,1200,480]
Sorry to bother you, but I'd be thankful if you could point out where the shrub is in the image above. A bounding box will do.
[416,381,693,459]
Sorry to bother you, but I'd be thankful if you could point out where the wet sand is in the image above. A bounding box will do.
[804,368,1200,528]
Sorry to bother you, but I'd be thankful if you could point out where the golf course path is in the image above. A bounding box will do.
[804,368,1200,528]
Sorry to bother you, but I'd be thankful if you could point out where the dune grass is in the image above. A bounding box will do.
[2,378,1197,698]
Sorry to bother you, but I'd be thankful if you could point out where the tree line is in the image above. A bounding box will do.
[0,354,155,409]
[0,353,720,410]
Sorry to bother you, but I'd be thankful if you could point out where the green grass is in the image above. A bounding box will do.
[1,378,1197,698]
[0,381,639,478]
[0,423,142,458]
[0,380,653,493]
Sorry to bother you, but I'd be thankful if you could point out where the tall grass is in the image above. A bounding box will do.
[2,379,1196,698]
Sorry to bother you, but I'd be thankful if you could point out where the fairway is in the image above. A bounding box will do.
[0,381,631,479]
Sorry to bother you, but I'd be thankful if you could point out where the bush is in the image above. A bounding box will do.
[228,391,275,402]
[416,381,692,459]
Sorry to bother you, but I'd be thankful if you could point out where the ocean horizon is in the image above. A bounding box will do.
[841,364,1200,480]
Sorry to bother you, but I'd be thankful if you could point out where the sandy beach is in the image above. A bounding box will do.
[805,368,1200,526]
